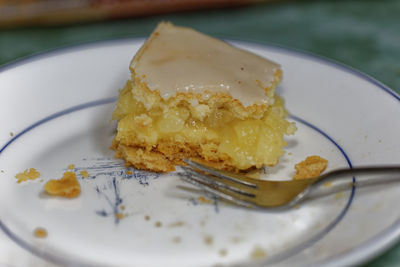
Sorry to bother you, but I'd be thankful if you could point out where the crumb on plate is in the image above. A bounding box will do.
[80,170,89,178]
[15,168,40,183]
[172,236,181,243]
[168,221,185,227]
[67,164,75,170]
[204,235,213,246]
[33,227,47,238]
[115,212,128,220]
[198,196,213,204]
[219,248,228,257]
[250,245,267,260]
[293,155,328,180]
[44,171,80,198]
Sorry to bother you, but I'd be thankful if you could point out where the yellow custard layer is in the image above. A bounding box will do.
[112,81,295,172]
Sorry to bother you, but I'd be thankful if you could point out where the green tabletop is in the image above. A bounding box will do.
[0,0,399,266]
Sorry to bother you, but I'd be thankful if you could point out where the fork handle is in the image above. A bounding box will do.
[307,166,400,199]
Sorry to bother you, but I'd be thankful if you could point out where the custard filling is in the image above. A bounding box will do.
[112,81,295,171]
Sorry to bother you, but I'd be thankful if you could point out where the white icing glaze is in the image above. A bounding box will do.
[131,22,281,106]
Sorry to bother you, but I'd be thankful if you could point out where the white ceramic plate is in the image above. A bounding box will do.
[0,39,399,267]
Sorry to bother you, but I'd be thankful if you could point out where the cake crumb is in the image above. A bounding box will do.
[145,215,151,221]
[15,168,40,183]
[33,227,47,238]
[155,221,162,227]
[67,164,75,170]
[204,235,213,246]
[172,236,181,243]
[126,170,133,175]
[44,171,80,198]
[115,213,128,220]
[198,196,213,204]
[250,245,267,260]
[323,181,333,188]
[80,170,89,178]
[293,156,328,180]
[219,248,228,257]
[9,132,14,137]
[120,205,125,211]
[168,221,185,227]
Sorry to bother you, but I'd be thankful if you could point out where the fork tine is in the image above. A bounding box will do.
[184,159,257,188]
[181,167,256,198]
[179,174,257,209]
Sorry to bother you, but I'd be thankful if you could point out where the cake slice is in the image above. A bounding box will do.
[112,22,296,172]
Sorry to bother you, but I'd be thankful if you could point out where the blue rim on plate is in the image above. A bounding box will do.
[0,38,399,267]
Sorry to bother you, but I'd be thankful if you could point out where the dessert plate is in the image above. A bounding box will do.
[0,39,399,267]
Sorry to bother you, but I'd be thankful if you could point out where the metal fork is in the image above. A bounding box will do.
[180,159,400,210]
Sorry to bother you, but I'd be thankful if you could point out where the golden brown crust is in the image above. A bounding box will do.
[112,137,241,173]
[115,143,176,173]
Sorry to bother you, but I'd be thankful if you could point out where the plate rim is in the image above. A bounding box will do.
[0,37,399,267]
